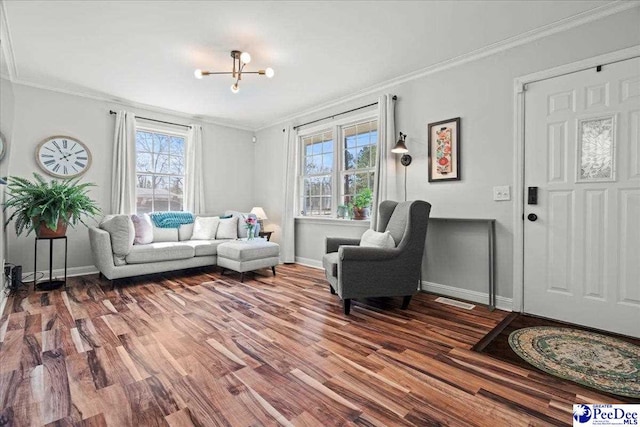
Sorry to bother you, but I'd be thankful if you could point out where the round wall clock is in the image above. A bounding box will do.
[35,135,92,178]
[0,132,6,161]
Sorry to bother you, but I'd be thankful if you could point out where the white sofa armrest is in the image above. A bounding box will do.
[88,227,116,279]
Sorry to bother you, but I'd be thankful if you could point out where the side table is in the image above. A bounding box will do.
[258,231,273,241]
[34,236,68,291]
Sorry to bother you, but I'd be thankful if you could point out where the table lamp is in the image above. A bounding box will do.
[250,207,268,229]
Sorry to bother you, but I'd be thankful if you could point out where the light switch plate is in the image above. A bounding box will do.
[493,186,511,201]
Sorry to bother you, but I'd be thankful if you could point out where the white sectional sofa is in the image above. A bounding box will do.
[88,211,270,280]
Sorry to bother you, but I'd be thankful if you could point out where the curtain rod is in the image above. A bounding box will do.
[293,95,397,130]
[109,110,192,129]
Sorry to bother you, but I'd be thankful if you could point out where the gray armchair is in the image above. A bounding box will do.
[322,200,431,314]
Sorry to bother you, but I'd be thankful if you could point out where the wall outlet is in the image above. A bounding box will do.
[493,186,511,201]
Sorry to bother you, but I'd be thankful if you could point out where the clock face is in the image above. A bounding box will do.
[36,136,92,178]
[0,132,5,161]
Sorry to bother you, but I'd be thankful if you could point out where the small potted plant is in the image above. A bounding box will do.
[352,188,373,220]
[3,173,100,237]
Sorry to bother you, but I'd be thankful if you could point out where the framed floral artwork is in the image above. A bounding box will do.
[428,117,460,182]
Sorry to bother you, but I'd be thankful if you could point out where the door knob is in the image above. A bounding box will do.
[527,213,538,222]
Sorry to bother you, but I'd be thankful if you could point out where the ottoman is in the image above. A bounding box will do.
[217,239,280,282]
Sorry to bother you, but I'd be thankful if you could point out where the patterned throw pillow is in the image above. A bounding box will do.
[131,213,153,245]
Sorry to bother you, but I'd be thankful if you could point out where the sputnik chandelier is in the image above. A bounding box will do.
[194,50,274,93]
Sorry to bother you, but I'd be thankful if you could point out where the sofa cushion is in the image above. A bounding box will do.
[217,240,279,261]
[191,216,220,240]
[178,223,194,241]
[216,217,238,239]
[360,229,396,248]
[131,213,153,245]
[100,215,135,256]
[152,225,179,242]
[184,239,228,256]
[125,242,194,264]
[323,252,339,278]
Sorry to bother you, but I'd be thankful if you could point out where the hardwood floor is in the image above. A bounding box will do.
[0,264,631,426]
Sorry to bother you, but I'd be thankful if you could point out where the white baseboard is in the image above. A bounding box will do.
[0,291,7,318]
[421,280,513,312]
[295,257,323,269]
[22,265,99,282]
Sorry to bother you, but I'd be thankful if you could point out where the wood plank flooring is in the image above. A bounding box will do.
[0,264,631,426]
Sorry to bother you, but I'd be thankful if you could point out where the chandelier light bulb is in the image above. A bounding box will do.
[240,52,251,64]
[194,69,203,79]
[231,83,240,93]
[265,67,275,78]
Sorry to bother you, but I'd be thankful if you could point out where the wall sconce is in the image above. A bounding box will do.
[392,132,412,201]
[392,132,412,166]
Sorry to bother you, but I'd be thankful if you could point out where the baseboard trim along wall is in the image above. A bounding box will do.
[295,257,323,269]
[22,265,99,282]
[421,280,513,312]
[16,262,513,312]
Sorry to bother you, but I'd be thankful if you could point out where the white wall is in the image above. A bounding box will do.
[3,83,254,277]
[254,8,640,304]
[0,77,15,306]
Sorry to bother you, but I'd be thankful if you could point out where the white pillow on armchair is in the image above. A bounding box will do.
[359,229,396,248]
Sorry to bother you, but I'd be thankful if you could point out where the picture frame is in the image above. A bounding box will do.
[428,117,461,182]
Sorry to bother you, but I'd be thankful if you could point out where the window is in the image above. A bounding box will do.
[342,120,377,207]
[299,116,378,217]
[302,131,334,216]
[135,128,185,213]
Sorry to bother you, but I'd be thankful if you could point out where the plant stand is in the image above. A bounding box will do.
[34,236,67,291]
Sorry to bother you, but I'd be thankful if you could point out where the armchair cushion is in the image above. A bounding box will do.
[323,252,339,278]
[360,229,395,248]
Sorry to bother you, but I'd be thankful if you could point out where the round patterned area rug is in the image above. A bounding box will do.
[509,327,640,398]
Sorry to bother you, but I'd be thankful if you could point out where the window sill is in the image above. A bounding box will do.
[295,217,371,227]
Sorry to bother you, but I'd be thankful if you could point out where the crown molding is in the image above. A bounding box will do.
[255,0,640,131]
[1,0,637,132]
[7,77,255,132]
[0,0,18,80]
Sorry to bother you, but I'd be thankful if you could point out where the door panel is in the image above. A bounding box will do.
[524,57,640,337]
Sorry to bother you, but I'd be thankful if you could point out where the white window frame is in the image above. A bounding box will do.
[135,123,187,213]
[297,111,379,218]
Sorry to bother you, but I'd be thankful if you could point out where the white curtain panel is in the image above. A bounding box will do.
[111,110,137,214]
[185,124,205,214]
[281,126,299,263]
[371,94,396,229]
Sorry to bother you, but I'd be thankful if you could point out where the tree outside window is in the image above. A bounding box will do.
[135,130,185,213]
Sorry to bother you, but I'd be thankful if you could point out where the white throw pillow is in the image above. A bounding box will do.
[216,216,239,239]
[152,225,179,242]
[178,223,194,241]
[100,215,135,256]
[131,213,153,245]
[360,229,396,248]
[191,216,220,240]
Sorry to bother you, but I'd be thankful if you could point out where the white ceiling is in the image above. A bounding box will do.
[0,1,620,129]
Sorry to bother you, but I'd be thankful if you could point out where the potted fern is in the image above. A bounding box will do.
[3,173,100,237]
[351,187,373,220]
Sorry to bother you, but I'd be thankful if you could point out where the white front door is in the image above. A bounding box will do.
[523,57,640,338]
